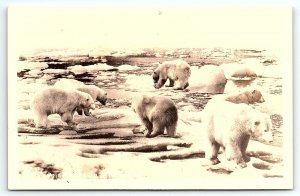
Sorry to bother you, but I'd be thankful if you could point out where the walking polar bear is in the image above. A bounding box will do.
[54,79,107,116]
[31,87,95,128]
[131,95,178,138]
[152,59,191,90]
[75,85,107,116]
[202,99,273,168]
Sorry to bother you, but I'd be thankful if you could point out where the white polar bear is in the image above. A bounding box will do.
[131,95,178,138]
[75,85,107,116]
[202,99,273,168]
[31,87,95,128]
[54,79,107,116]
[152,59,191,90]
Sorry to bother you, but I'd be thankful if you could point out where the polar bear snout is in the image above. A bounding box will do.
[89,103,96,109]
[152,71,159,83]
[97,97,107,105]
[259,96,265,103]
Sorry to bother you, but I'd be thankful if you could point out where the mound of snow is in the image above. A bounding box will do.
[54,78,84,89]
[42,69,68,75]
[189,65,227,93]
[124,74,154,91]
[231,67,257,78]
[85,63,115,73]
[27,69,41,77]
[118,64,140,71]
[17,61,48,72]
[67,65,87,75]
[220,63,257,79]
[191,65,226,86]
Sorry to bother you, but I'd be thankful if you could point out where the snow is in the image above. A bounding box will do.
[11,48,288,189]
[118,64,140,71]
[67,65,87,75]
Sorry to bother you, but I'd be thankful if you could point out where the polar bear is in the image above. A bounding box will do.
[224,89,265,104]
[202,100,273,168]
[75,85,107,116]
[131,95,178,138]
[54,79,107,116]
[31,87,95,128]
[153,59,191,90]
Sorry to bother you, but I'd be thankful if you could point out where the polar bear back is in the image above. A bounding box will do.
[77,85,101,101]
[203,99,272,143]
[205,101,253,143]
[31,87,90,115]
[161,59,191,79]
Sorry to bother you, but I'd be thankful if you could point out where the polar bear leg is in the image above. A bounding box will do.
[148,120,164,138]
[225,139,247,168]
[142,118,153,137]
[76,107,83,115]
[166,123,176,137]
[165,79,174,87]
[173,79,188,90]
[173,81,182,90]
[34,114,49,128]
[76,106,90,116]
[184,82,189,89]
[207,141,221,165]
[61,112,76,126]
[154,78,167,89]
[83,108,91,116]
[240,134,251,162]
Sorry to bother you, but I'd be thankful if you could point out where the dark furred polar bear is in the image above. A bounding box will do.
[153,59,191,90]
[75,85,107,116]
[202,100,273,168]
[131,95,178,138]
[31,87,95,128]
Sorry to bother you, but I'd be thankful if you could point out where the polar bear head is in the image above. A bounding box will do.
[78,91,95,110]
[96,88,108,105]
[131,94,152,114]
[251,112,273,142]
[247,89,265,103]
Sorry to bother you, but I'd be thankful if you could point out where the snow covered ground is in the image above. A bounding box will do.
[9,48,291,189]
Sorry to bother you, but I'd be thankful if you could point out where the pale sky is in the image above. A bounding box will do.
[9,6,291,55]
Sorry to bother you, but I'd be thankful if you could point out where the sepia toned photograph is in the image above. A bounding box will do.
[8,6,293,189]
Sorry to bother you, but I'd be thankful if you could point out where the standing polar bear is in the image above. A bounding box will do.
[75,85,107,116]
[202,99,273,168]
[31,87,95,128]
[54,79,107,116]
[131,95,178,138]
[152,59,191,90]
